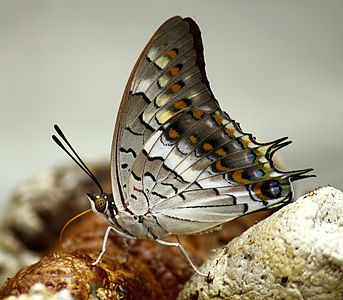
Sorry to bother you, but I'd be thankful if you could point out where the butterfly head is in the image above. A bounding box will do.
[87,193,114,221]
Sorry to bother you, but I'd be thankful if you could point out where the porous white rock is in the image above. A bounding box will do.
[179,187,343,300]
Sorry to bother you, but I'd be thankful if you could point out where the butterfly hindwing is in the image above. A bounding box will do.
[127,105,303,221]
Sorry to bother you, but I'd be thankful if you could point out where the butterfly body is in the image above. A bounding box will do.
[88,193,169,240]
[54,16,312,275]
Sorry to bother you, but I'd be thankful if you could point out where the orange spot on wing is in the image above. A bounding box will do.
[189,135,198,144]
[171,66,180,75]
[213,113,223,125]
[215,148,227,157]
[203,143,213,151]
[191,109,204,120]
[173,100,187,110]
[168,127,180,139]
[171,83,181,93]
[167,49,178,58]
[225,127,235,137]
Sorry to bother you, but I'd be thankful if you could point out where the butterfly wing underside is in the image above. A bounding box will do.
[111,16,311,235]
[111,16,218,209]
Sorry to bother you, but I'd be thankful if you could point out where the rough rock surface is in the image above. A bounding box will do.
[178,187,343,300]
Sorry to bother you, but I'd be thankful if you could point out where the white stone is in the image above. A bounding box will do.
[178,187,343,300]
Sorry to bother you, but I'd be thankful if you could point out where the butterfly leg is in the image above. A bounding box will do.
[92,226,135,265]
[155,236,207,276]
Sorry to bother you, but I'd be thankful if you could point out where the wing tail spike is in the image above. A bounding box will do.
[267,136,289,148]
[270,136,289,145]
[268,140,293,158]
[287,168,315,182]
[247,134,288,149]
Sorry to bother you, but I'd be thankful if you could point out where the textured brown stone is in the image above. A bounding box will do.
[1,250,161,299]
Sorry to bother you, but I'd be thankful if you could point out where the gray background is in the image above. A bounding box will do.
[1,0,342,204]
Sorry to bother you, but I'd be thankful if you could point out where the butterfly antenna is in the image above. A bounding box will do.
[52,124,104,194]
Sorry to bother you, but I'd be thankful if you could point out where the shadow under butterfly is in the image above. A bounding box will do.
[53,16,313,276]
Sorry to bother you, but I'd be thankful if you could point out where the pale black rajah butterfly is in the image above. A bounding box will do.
[53,16,313,276]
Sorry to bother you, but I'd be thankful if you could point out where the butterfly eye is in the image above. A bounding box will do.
[95,197,107,213]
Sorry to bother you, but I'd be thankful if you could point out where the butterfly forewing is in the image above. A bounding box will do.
[111,16,311,235]
[111,16,219,209]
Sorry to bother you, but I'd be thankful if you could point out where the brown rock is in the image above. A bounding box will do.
[1,249,161,299]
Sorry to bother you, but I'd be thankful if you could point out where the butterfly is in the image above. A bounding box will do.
[53,16,313,276]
